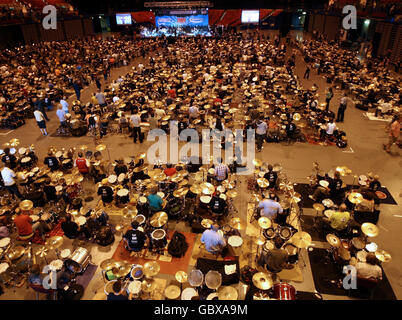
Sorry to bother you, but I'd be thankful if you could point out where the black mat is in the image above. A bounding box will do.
[300,215,326,242]
[196,257,240,286]
[376,187,398,205]
[296,291,323,300]
[308,248,397,300]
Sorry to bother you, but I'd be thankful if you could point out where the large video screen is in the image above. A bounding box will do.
[241,10,260,23]
[116,13,132,25]
[155,14,209,27]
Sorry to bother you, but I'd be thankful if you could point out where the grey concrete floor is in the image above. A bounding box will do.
[0,31,401,300]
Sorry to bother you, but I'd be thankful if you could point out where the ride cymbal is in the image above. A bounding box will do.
[252,272,273,290]
[361,223,379,237]
[258,217,272,229]
[143,261,160,277]
[218,286,238,300]
[291,231,312,248]
[326,234,341,248]
[150,211,168,228]
[175,271,188,283]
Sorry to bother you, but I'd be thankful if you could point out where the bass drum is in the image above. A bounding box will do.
[64,247,91,274]
[273,283,296,300]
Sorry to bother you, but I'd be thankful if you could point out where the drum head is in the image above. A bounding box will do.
[352,238,365,250]
[0,237,10,248]
[41,213,50,221]
[104,280,117,295]
[60,249,71,259]
[131,265,144,280]
[49,259,63,271]
[31,215,39,222]
[181,288,198,300]
[207,292,218,300]
[135,215,146,225]
[55,151,62,158]
[279,227,292,240]
[188,269,203,287]
[128,281,142,294]
[228,236,243,248]
[205,270,222,290]
[264,241,274,251]
[263,227,276,240]
[22,157,31,163]
[152,229,166,240]
[108,175,117,184]
[117,189,129,196]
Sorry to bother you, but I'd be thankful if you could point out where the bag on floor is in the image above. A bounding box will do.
[167,231,188,258]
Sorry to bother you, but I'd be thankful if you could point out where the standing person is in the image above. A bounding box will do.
[95,76,102,91]
[383,116,401,153]
[130,109,143,143]
[56,105,67,126]
[75,152,90,175]
[60,96,69,114]
[256,119,268,152]
[34,98,50,121]
[258,197,283,220]
[95,90,106,109]
[336,94,348,122]
[72,80,82,101]
[303,65,310,79]
[33,109,48,136]
[325,87,334,111]
[1,163,22,199]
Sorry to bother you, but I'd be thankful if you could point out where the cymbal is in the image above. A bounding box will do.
[293,113,301,121]
[95,144,106,151]
[201,219,214,229]
[133,165,147,173]
[253,159,262,167]
[143,261,160,277]
[218,286,238,300]
[190,184,202,194]
[326,234,341,248]
[173,187,189,198]
[251,193,262,202]
[135,153,146,161]
[291,231,312,249]
[200,182,215,195]
[336,166,352,176]
[361,222,379,237]
[170,173,184,183]
[254,236,266,246]
[123,207,137,220]
[222,180,236,189]
[79,145,88,151]
[258,217,272,229]
[150,211,168,228]
[142,278,157,292]
[175,271,188,283]
[148,168,162,177]
[9,138,20,147]
[19,199,33,211]
[35,246,48,258]
[165,285,181,299]
[375,250,391,263]
[178,179,189,187]
[162,115,170,121]
[153,173,167,182]
[313,203,325,211]
[226,190,238,198]
[229,217,245,230]
[100,258,117,270]
[45,236,64,250]
[348,192,363,204]
[272,163,282,172]
[7,246,25,260]
[113,261,132,278]
[252,272,273,290]
[257,178,269,188]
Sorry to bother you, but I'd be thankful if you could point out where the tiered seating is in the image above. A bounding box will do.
[219,9,241,26]
[26,0,47,9]
[259,9,273,21]
[208,9,224,25]
[132,11,155,24]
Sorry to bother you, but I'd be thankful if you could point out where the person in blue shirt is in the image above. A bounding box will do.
[147,188,163,212]
[258,198,283,220]
[201,224,226,254]
[56,105,67,126]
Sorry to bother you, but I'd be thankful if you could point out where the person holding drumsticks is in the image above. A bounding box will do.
[201,224,227,256]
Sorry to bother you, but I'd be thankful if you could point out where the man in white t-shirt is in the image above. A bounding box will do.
[326,119,337,136]
[60,97,69,114]
[1,163,22,198]
[33,109,48,135]
[130,111,143,143]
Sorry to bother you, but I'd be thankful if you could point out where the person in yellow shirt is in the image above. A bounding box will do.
[90,93,98,106]
[324,204,351,231]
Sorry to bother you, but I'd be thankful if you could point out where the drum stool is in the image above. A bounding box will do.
[199,243,220,259]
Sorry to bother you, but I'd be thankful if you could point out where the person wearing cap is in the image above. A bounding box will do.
[201,223,226,255]
[74,152,90,174]
[97,179,114,206]
[44,150,59,171]
[123,221,147,252]
[1,162,22,199]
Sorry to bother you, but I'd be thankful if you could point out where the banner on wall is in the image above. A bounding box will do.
[155,14,209,27]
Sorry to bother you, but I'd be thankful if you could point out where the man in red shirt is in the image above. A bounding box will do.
[384,116,401,153]
[75,152,90,174]
[14,209,45,240]
[163,164,177,177]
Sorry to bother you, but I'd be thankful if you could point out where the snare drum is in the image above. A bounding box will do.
[128,281,142,298]
[61,159,73,171]
[0,237,10,248]
[228,235,243,248]
[283,243,298,264]
[130,265,144,281]
[167,198,183,217]
[279,226,292,241]
[351,237,365,252]
[49,259,64,271]
[273,283,296,300]
[263,227,276,240]
[21,157,32,169]
[181,287,198,300]
[60,249,71,260]
[151,229,167,249]
[0,262,9,274]
[117,189,130,204]
[134,214,146,227]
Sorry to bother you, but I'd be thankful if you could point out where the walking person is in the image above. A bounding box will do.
[95,76,102,91]
[325,87,334,111]
[72,80,82,101]
[33,108,48,136]
[303,66,310,79]
[130,109,143,144]
[336,94,348,122]
[383,116,401,154]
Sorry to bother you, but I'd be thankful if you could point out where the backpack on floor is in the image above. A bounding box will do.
[167,231,188,258]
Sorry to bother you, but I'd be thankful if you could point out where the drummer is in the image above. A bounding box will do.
[1,148,17,169]
[147,188,163,213]
[309,171,343,203]
[209,191,227,217]
[353,253,383,282]
[214,157,229,183]
[107,280,129,301]
[75,152,90,175]
[43,178,61,202]
[258,197,283,220]
[257,237,293,274]
[322,204,351,233]
[97,179,114,207]
[201,224,227,256]
[263,164,278,189]
[0,163,22,199]
[44,149,60,171]
[14,208,46,240]
[123,221,148,252]
[114,158,128,176]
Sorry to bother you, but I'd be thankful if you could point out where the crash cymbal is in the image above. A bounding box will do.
[95,144,106,151]
[257,178,269,188]
[165,285,181,299]
[153,173,167,182]
[253,159,262,167]
[9,138,20,147]
[201,219,214,229]
[326,234,341,248]
[348,192,363,204]
[142,278,157,293]
[226,190,238,198]
[74,176,84,183]
[79,145,88,151]
[148,168,162,178]
[190,184,202,194]
[173,187,189,198]
[336,166,351,176]
[290,192,301,203]
[200,182,215,195]
[361,223,379,237]
[36,246,48,258]
[45,236,64,250]
[293,113,301,121]
[218,286,238,300]
[177,170,189,178]
[100,258,117,270]
[170,173,184,183]
[313,203,325,212]
[273,164,282,172]
[222,180,236,189]
[375,250,392,263]
[143,261,160,277]
[291,231,312,249]
[252,272,273,290]
[150,211,168,228]
[229,217,245,230]
[112,261,132,278]
[175,271,188,283]
[258,217,272,229]
[162,115,171,121]
[178,179,189,187]
[7,246,25,260]
[19,200,33,211]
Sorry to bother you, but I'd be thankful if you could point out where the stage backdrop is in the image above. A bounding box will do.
[155,14,209,27]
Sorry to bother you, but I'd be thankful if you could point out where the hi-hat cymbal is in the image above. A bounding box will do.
[95,144,106,151]
[326,234,341,248]
[253,159,262,167]
[252,272,273,290]
[222,180,236,189]
[142,278,157,292]
[100,258,117,270]
[218,286,238,300]
[348,192,363,204]
[7,246,25,260]
[291,231,312,248]
[257,178,269,188]
[226,190,238,198]
[190,184,202,194]
[201,219,214,229]
[375,250,391,263]
[9,138,20,147]
[200,182,215,195]
[313,203,325,211]
[229,217,245,230]
[175,271,188,283]
[165,285,181,299]
[45,236,64,250]
[143,261,160,277]
[258,217,272,229]
[19,199,33,211]
[254,236,266,246]
[361,223,379,237]
[173,187,189,198]
[150,211,168,228]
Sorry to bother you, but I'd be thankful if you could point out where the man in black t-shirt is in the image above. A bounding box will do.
[97,179,114,205]
[328,171,343,200]
[61,214,80,239]
[209,192,227,215]
[44,150,59,171]
[286,121,296,143]
[264,165,278,189]
[123,221,147,252]
[43,178,58,202]
[1,148,17,169]
[369,175,381,192]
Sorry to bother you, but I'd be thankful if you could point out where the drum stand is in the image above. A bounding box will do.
[296,248,307,269]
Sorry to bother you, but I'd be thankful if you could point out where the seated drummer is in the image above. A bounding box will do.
[214,157,229,183]
[61,214,80,239]
[263,164,278,189]
[75,152,90,175]
[44,149,59,171]
[147,187,163,212]
[209,191,227,216]
[201,224,227,255]
[43,178,61,202]
[258,197,283,220]
[163,163,176,177]
[323,204,351,232]
[352,253,383,282]
[1,148,17,169]
[114,158,128,176]
[107,279,129,301]
[355,192,375,213]
[257,237,293,274]
[14,208,46,241]
[309,171,343,202]
[123,221,147,252]
[97,179,114,206]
